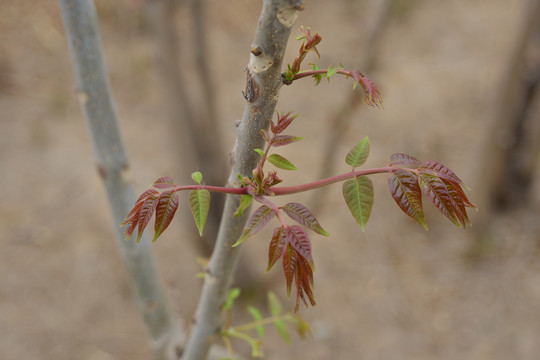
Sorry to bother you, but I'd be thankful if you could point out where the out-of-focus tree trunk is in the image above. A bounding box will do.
[476,0,540,213]
[145,0,227,254]
[58,1,184,358]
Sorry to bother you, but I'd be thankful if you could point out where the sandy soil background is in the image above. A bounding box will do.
[1,0,540,359]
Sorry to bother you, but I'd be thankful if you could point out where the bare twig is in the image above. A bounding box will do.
[58,1,184,359]
[180,1,304,359]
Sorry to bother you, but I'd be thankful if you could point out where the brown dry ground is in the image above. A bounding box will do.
[1,0,540,359]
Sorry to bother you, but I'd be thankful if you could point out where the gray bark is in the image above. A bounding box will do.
[181,1,304,359]
[58,1,184,359]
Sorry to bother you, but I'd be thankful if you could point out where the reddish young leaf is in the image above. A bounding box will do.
[442,179,471,227]
[390,153,421,166]
[273,112,297,134]
[445,178,475,209]
[388,170,427,229]
[285,225,313,267]
[135,193,159,243]
[153,176,176,189]
[420,160,464,185]
[282,244,297,297]
[267,226,287,272]
[122,188,159,239]
[234,205,275,246]
[351,71,382,107]
[126,188,160,219]
[281,202,329,236]
[153,189,180,242]
[295,254,315,311]
[271,135,303,147]
[417,172,462,228]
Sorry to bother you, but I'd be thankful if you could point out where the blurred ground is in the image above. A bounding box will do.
[1,0,540,359]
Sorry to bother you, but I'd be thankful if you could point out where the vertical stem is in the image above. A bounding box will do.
[58,1,183,359]
[181,1,304,359]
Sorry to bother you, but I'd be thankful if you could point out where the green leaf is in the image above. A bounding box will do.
[268,154,297,170]
[345,137,370,168]
[310,63,322,85]
[275,319,290,344]
[247,306,265,338]
[222,288,241,310]
[191,171,203,184]
[291,314,311,339]
[326,64,337,78]
[234,195,253,217]
[247,338,263,358]
[271,135,303,147]
[267,291,283,316]
[342,176,374,231]
[281,202,330,236]
[254,148,265,157]
[285,70,294,81]
[188,189,211,236]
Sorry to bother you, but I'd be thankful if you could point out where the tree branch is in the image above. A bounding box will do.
[180,1,304,359]
[58,1,183,358]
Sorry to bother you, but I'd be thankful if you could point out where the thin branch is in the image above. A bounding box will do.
[180,1,304,359]
[57,1,183,359]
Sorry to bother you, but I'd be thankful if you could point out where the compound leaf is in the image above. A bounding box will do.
[388,170,427,229]
[268,154,298,170]
[342,176,374,231]
[153,189,180,242]
[345,137,370,168]
[281,202,329,236]
[188,189,210,236]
